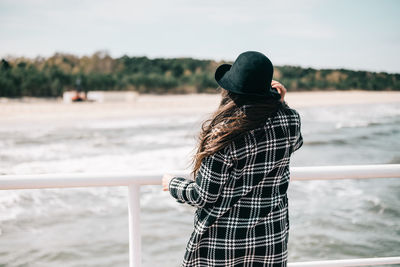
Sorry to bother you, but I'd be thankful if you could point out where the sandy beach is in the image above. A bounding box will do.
[1,90,399,123]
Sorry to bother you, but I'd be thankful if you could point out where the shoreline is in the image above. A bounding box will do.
[1,90,399,123]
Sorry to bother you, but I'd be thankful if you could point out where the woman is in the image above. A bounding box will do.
[162,51,303,267]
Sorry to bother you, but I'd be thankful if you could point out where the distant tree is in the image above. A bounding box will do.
[1,59,11,71]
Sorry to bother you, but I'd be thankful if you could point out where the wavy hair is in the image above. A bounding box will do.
[191,87,288,177]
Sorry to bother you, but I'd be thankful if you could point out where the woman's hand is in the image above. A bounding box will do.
[271,80,287,102]
[162,174,175,191]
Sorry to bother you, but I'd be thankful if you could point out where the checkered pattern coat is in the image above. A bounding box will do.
[169,105,303,267]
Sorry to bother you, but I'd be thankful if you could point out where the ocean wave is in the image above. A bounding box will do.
[305,139,349,146]
[334,119,399,129]
[81,115,202,130]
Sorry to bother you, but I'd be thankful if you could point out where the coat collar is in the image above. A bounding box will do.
[238,104,255,113]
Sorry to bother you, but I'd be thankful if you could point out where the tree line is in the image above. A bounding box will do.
[0,51,399,97]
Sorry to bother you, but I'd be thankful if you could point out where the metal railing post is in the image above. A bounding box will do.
[128,184,141,267]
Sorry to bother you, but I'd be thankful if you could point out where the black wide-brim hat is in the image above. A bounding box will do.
[215,51,281,99]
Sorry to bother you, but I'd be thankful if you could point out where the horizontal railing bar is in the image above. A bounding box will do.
[0,164,399,190]
[0,170,187,190]
[292,164,400,181]
[288,256,400,267]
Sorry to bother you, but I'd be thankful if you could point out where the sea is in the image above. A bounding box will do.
[0,101,399,266]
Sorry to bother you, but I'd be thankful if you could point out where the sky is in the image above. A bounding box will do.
[0,0,399,73]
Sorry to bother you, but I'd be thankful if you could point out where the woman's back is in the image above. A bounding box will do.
[169,105,303,266]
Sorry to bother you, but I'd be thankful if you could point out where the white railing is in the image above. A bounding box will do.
[0,164,399,267]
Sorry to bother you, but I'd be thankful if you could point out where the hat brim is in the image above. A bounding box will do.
[226,86,281,99]
[215,63,232,82]
[268,87,282,100]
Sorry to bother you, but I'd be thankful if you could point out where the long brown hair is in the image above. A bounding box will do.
[191,87,287,177]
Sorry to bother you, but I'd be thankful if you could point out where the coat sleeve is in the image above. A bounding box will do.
[168,145,234,209]
[293,112,303,152]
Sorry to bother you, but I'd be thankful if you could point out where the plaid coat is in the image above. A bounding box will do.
[169,105,303,267]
